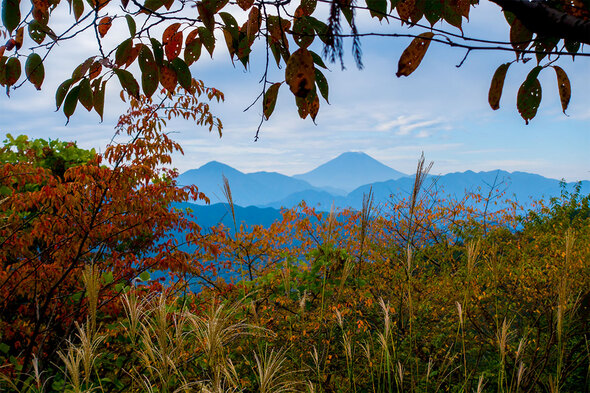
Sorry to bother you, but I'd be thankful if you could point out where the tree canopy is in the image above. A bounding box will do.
[0,0,589,132]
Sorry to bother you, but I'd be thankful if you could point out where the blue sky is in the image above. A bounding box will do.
[1,1,589,181]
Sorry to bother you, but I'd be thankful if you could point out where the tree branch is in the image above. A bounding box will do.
[489,0,590,44]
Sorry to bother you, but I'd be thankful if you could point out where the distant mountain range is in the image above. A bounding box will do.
[177,152,590,213]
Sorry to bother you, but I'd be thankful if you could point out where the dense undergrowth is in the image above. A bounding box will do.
[2,161,589,392]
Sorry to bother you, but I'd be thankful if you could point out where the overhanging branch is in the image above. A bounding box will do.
[489,0,590,45]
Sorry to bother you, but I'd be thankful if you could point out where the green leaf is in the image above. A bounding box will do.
[115,38,133,67]
[102,271,114,284]
[314,68,329,103]
[139,46,159,97]
[25,53,44,90]
[310,51,327,69]
[92,80,106,120]
[1,0,21,33]
[263,82,281,120]
[56,78,73,110]
[517,68,542,125]
[125,14,136,37]
[366,0,387,19]
[198,26,215,57]
[114,68,139,98]
[78,78,93,111]
[144,0,164,12]
[184,32,202,65]
[28,20,47,44]
[0,343,9,354]
[150,38,164,67]
[219,12,239,32]
[63,84,81,121]
[171,57,191,91]
[139,271,150,281]
[4,57,21,86]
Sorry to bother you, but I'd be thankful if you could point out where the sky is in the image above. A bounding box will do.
[1,1,589,181]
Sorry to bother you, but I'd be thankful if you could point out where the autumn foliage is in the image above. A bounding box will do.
[0,82,223,385]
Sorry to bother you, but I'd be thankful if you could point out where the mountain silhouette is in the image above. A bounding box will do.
[293,152,406,193]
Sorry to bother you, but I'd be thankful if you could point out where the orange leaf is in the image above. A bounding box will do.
[160,63,177,93]
[162,23,183,61]
[15,27,24,50]
[98,17,112,38]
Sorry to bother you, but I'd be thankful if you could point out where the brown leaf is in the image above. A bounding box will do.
[285,48,315,97]
[89,61,102,79]
[553,66,570,114]
[236,0,253,11]
[396,0,416,23]
[98,17,112,38]
[163,23,183,61]
[15,27,24,50]
[396,32,434,77]
[488,62,510,110]
[160,63,177,93]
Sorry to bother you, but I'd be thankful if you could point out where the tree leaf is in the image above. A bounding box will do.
[163,23,183,61]
[553,66,570,114]
[197,1,215,32]
[125,14,136,37]
[143,0,163,12]
[150,38,164,66]
[171,57,191,91]
[366,0,387,20]
[138,45,159,97]
[63,84,81,120]
[198,26,215,57]
[509,17,532,57]
[236,0,253,11]
[285,48,315,98]
[1,0,21,33]
[71,57,94,83]
[314,68,329,103]
[159,62,177,93]
[115,38,133,67]
[89,61,102,79]
[25,53,44,90]
[28,20,47,44]
[72,0,84,21]
[310,51,327,69]
[517,70,542,125]
[78,78,93,111]
[184,29,202,65]
[56,78,73,110]
[14,26,24,50]
[4,57,21,86]
[93,79,106,120]
[263,82,281,120]
[98,17,112,38]
[488,62,510,110]
[293,16,315,49]
[396,32,433,77]
[114,68,139,99]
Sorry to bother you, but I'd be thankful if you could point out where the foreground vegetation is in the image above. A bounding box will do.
[1,94,588,392]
